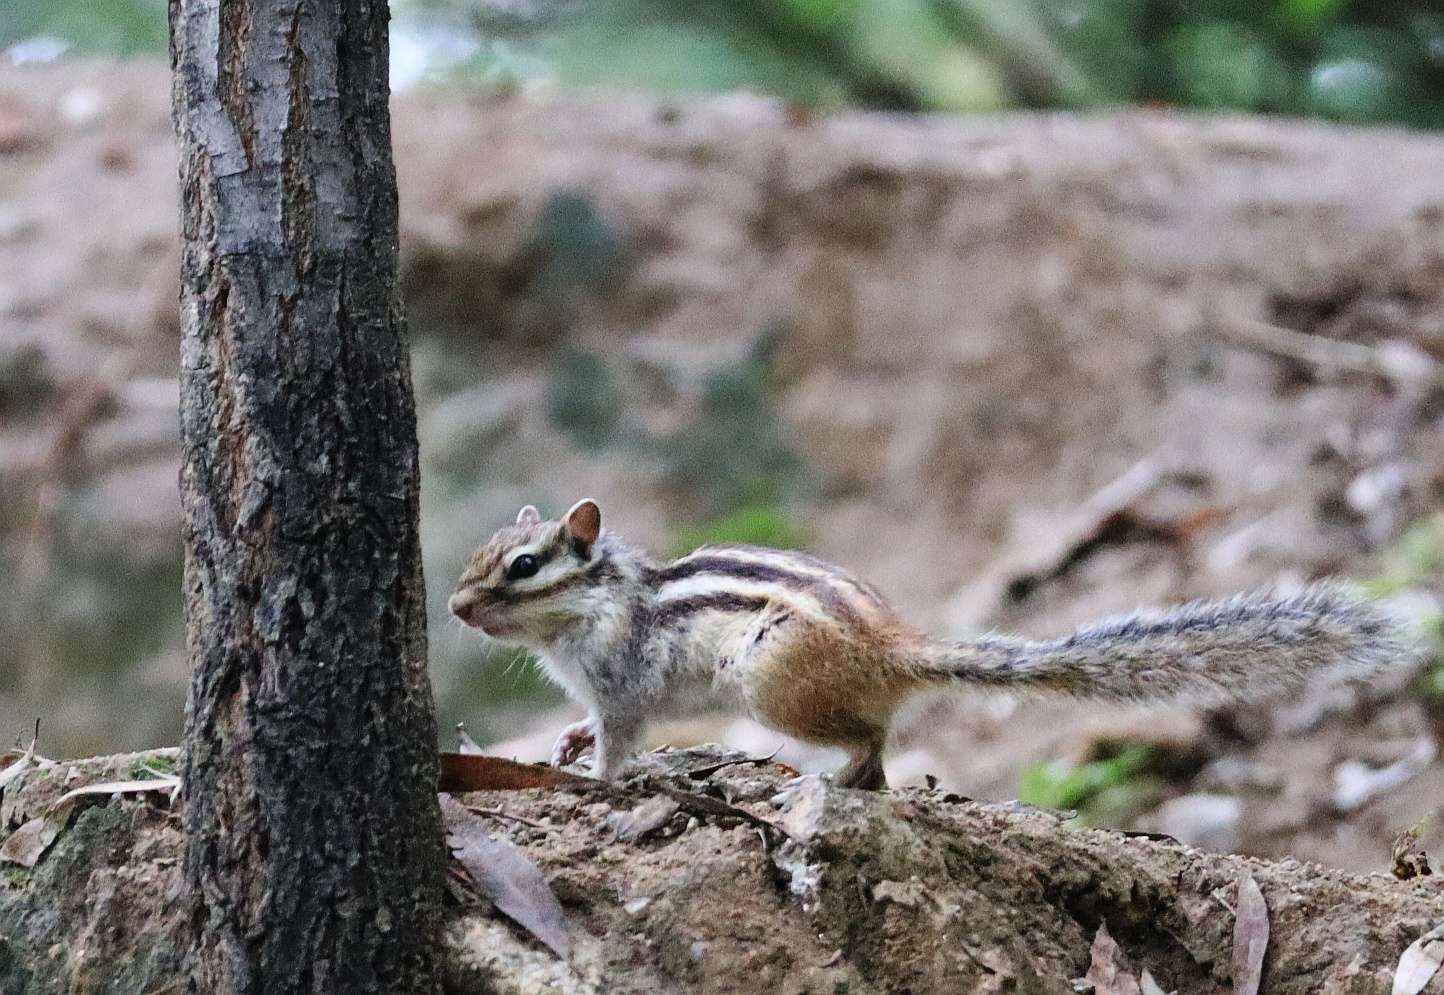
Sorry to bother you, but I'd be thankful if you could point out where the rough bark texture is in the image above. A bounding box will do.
[3,746,1444,994]
[167,3,444,993]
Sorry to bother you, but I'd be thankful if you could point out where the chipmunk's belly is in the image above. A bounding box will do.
[654,671,738,718]
[654,613,755,717]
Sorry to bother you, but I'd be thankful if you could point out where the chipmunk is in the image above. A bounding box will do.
[448,499,1410,789]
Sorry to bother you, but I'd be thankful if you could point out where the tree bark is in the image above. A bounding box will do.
[168,3,445,993]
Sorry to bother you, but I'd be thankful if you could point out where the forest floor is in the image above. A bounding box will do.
[5,745,1444,994]
[0,60,1442,886]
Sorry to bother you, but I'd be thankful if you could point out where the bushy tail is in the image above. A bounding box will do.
[934,584,1413,705]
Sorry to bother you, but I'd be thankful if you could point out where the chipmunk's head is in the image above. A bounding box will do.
[448,498,615,647]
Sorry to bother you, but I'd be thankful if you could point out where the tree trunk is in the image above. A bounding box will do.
[168,2,445,993]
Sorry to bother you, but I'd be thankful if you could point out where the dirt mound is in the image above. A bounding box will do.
[4,746,1444,994]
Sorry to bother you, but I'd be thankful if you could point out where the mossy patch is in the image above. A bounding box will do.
[126,753,177,781]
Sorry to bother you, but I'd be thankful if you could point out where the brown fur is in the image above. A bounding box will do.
[452,502,1415,789]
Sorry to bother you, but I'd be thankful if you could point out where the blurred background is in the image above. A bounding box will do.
[1,0,1443,872]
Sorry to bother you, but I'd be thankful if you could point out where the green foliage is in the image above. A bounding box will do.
[443,641,559,721]
[460,0,1444,128]
[543,326,803,515]
[1,0,166,57]
[127,753,177,780]
[668,505,811,557]
[1018,745,1161,824]
[1357,515,1444,700]
[542,324,804,553]
[1389,518,1444,581]
[8,0,1444,129]
[545,348,624,450]
[1164,20,1294,111]
[1362,516,1444,597]
[1417,611,1444,699]
[654,331,801,517]
[526,0,854,107]
[528,191,627,301]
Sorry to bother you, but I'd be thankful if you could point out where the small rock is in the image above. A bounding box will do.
[1198,756,1283,793]
[871,879,929,909]
[607,795,680,842]
[6,37,69,66]
[1333,738,1437,813]
[59,87,105,128]
[1154,793,1241,852]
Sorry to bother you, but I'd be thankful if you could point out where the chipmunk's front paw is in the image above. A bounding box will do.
[550,719,597,768]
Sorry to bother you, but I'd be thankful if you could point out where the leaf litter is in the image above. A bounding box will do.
[1231,872,1269,995]
[1393,921,1444,995]
[439,751,591,792]
[1138,969,1171,995]
[0,720,40,795]
[1084,922,1142,995]
[440,792,573,960]
[0,774,179,868]
[1082,923,1182,995]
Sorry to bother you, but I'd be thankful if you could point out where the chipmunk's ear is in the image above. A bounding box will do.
[562,498,601,551]
[515,505,542,527]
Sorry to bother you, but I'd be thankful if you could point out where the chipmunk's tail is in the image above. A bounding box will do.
[929,584,1413,705]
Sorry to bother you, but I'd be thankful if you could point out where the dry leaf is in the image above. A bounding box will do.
[1139,969,1172,995]
[456,723,484,756]
[1231,873,1269,995]
[684,749,783,780]
[0,775,179,869]
[1085,922,1143,995]
[440,794,572,959]
[1393,921,1444,995]
[0,816,58,868]
[644,780,793,842]
[0,753,33,793]
[439,752,591,793]
[48,776,180,810]
[0,723,38,794]
[608,795,680,841]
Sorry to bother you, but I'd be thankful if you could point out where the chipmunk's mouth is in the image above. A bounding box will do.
[477,616,521,638]
[448,591,519,637]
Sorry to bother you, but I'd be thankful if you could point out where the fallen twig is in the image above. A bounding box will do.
[1211,311,1444,387]
[463,805,549,830]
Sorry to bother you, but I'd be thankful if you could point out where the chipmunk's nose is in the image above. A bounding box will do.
[448,590,479,625]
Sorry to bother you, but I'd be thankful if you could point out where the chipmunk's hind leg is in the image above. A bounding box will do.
[835,740,887,790]
[738,605,900,790]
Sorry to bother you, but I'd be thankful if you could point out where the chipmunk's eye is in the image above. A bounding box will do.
[506,554,540,581]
